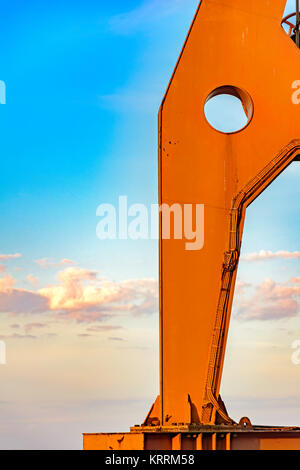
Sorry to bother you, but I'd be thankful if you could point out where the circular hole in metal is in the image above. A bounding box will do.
[204,85,253,134]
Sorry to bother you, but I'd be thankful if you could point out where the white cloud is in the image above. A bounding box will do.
[242,250,300,262]
[39,269,158,322]
[0,266,158,323]
[35,258,76,269]
[0,253,22,261]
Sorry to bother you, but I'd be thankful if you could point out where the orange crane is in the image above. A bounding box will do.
[84,0,300,450]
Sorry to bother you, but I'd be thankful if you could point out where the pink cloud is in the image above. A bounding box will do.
[0,265,6,273]
[26,274,39,287]
[35,258,76,269]
[0,275,48,314]
[86,325,123,332]
[0,275,16,291]
[234,278,300,321]
[242,250,300,262]
[0,289,48,315]
[0,267,158,323]
[39,269,158,322]
[234,280,251,295]
[0,253,22,260]
[24,323,47,333]
[57,267,97,283]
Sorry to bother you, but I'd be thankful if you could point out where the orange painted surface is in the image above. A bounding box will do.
[83,430,300,450]
[83,433,144,450]
[259,438,300,450]
[156,0,300,426]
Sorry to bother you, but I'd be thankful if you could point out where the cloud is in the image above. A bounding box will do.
[0,334,36,340]
[35,258,76,269]
[0,290,48,315]
[57,267,97,283]
[0,253,21,261]
[0,265,6,273]
[234,280,251,294]
[0,267,158,323]
[0,275,48,315]
[109,0,196,34]
[121,279,158,315]
[0,275,16,291]
[39,268,158,322]
[234,278,300,321]
[26,275,39,287]
[24,323,47,333]
[86,325,123,333]
[242,250,300,262]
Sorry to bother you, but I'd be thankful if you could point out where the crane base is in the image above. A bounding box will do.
[83,425,300,450]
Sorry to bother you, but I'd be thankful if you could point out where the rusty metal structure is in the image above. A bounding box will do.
[84,0,300,450]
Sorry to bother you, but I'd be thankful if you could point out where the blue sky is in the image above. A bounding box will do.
[0,0,199,283]
[0,0,300,449]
